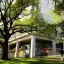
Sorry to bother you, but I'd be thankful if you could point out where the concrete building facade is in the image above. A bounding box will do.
[8,32,64,58]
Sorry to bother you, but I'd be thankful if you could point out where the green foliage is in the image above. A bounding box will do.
[13,17,37,29]
[0,58,64,64]
[53,0,64,15]
[0,38,4,43]
[49,10,62,24]
[0,0,40,60]
[58,21,64,33]
[7,0,27,18]
[41,24,56,39]
[19,18,36,25]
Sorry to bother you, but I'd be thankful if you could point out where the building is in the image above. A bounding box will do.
[8,32,64,58]
[0,0,63,58]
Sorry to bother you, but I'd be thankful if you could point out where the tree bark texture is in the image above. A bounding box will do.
[2,39,8,60]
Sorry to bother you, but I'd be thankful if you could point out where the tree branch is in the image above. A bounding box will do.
[9,20,13,31]
[1,9,8,33]
[0,29,5,37]
[7,0,31,31]
[8,0,31,22]
[10,24,38,35]
[4,0,14,16]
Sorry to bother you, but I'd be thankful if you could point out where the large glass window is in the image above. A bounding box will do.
[56,43,63,50]
[35,39,52,56]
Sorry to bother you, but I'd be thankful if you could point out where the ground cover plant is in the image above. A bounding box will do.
[0,58,64,64]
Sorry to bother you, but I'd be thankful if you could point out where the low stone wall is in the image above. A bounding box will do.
[19,50,25,57]
[9,49,25,58]
[8,50,15,58]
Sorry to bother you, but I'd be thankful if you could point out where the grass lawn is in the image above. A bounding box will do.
[0,58,64,64]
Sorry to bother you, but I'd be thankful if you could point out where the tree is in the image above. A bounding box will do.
[0,0,39,60]
[42,0,64,41]
[53,0,64,16]
[53,0,64,38]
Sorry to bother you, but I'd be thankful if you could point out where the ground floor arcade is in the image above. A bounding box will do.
[8,34,64,58]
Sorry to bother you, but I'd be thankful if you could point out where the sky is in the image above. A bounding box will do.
[40,0,54,22]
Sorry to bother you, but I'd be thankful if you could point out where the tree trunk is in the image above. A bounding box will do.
[2,39,8,60]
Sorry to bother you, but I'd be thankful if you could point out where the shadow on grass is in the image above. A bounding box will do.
[0,58,64,64]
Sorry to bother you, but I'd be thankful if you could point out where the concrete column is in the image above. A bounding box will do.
[30,35,36,58]
[52,41,56,55]
[15,42,19,57]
